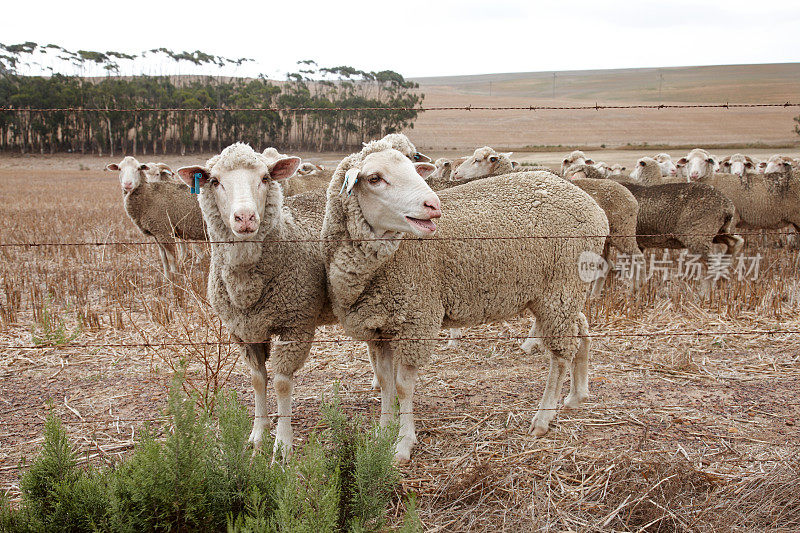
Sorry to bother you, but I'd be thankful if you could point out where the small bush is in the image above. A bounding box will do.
[4,379,418,532]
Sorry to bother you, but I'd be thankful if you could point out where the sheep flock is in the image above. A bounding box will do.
[105,139,800,464]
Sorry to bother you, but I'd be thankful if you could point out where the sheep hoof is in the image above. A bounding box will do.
[272,440,292,463]
[531,424,550,437]
[393,439,414,464]
[564,393,587,409]
[520,338,543,354]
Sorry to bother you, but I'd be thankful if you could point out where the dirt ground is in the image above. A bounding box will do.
[2,158,800,531]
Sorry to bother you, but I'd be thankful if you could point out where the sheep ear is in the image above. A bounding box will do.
[342,168,360,195]
[269,157,302,181]
[677,158,688,165]
[511,161,519,169]
[585,158,595,165]
[177,166,210,188]
[415,162,436,179]
[105,163,119,171]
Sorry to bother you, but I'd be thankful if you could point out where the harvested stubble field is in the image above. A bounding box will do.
[1,155,800,532]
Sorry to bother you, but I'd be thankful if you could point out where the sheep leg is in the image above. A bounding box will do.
[370,341,396,427]
[520,319,543,354]
[366,343,381,390]
[564,313,590,409]
[159,240,179,275]
[446,328,462,348]
[244,341,271,448]
[271,334,313,460]
[531,353,569,437]
[395,363,418,463]
[156,243,170,277]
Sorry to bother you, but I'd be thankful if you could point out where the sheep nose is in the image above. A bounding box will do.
[690,171,699,178]
[424,197,442,219]
[233,209,259,233]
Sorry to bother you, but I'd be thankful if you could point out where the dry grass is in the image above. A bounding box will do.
[1,159,800,531]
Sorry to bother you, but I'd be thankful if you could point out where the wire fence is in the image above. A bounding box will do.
[2,328,800,350]
[1,230,799,247]
[2,102,800,113]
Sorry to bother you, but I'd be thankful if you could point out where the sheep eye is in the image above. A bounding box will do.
[262,175,271,183]
[367,174,383,185]
[707,158,714,163]
[489,156,498,163]
[413,153,421,161]
[210,178,220,187]
[639,161,646,166]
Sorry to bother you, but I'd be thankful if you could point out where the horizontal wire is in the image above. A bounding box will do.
[1,230,798,247]
[3,329,799,350]
[1,103,799,113]
[2,401,799,427]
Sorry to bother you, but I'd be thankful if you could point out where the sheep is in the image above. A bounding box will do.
[693,168,800,237]
[718,154,757,177]
[627,157,687,184]
[579,157,744,291]
[424,157,469,190]
[609,163,627,177]
[106,156,206,277]
[322,141,609,462]
[174,135,428,457]
[450,147,550,186]
[592,161,611,178]
[143,162,176,183]
[764,154,797,174]
[653,153,678,178]
[677,148,717,182]
[560,149,594,175]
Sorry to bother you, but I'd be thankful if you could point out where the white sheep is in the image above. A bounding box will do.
[322,140,609,462]
[174,135,429,457]
[106,156,206,277]
[560,150,594,175]
[718,154,757,177]
[677,148,717,181]
[653,153,678,178]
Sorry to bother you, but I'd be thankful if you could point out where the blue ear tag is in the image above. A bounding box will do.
[191,173,201,194]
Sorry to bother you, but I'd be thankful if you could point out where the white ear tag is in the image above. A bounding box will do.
[341,168,360,196]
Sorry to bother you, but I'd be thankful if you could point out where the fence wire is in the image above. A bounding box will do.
[2,102,800,113]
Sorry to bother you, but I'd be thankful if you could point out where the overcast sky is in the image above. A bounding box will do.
[2,0,799,79]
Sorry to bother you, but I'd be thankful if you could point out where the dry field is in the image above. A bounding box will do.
[410,63,800,151]
[2,155,800,532]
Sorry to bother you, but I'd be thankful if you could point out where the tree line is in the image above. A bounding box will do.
[0,43,424,155]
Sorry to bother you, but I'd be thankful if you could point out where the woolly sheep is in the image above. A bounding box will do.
[718,154,757,177]
[450,147,549,186]
[609,163,627,177]
[106,156,206,277]
[653,153,678,177]
[143,162,176,183]
[174,135,428,457]
[560,150,594,175]
[628,157,687,184]
[693,169,800,235]
[592,161,611,178]
[677,148,717,181]
[322,142,609,462]
[764,154,797,174]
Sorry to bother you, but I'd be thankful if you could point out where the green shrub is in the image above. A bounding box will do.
[4,379,420,532]
[17,414,110,532]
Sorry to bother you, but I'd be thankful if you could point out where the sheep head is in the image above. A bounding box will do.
[343,148,440,237]
[452,146,512,180]
[678,148,715,181]
[177,143,300,240]
[106,156,147,193]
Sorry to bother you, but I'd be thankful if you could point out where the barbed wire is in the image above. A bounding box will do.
[3,329,799,350]
[1,230,799,248]
[1,102,799,113]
